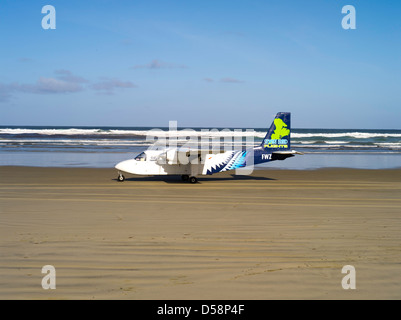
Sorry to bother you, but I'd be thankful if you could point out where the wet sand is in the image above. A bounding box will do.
[0,166,400,299]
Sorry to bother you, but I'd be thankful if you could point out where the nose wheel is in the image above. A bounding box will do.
[117,173,125,182]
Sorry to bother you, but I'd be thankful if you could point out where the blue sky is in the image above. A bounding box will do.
[0,0,400,128]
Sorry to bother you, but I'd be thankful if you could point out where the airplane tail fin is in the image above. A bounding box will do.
[261,112,291,150]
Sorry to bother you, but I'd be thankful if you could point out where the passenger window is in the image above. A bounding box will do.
[135,152,146,161]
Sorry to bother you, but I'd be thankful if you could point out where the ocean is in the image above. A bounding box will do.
[1,126,401,170]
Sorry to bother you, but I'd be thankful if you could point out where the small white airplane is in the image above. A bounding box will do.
[115,112,301,183]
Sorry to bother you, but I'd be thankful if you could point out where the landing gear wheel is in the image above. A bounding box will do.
[181,175,189,182]
[118,174,125,182]
[189,176,198,184]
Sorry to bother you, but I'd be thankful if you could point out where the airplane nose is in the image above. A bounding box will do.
[115,160,128,171]
[115,159,136,173]
[115,162,123,171]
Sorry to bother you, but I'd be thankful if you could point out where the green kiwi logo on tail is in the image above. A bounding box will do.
[263,115,291,149]
[271,118,290,139]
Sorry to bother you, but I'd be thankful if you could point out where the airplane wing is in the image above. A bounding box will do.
[156,147,226,165]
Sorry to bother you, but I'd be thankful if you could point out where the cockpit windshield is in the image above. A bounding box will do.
[134,152,146,161]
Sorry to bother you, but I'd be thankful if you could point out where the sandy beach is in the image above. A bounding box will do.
[0,166,400,300]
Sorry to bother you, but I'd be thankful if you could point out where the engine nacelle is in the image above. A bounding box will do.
[166,149,178,164]
[157,149,179,164]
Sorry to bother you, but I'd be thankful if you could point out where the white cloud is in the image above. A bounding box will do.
[0,70,136,102]
[220,77,244,83]
[91,78,137,95]
[54,69,89,84]
[19,77,84,94]
[132,59,187,70]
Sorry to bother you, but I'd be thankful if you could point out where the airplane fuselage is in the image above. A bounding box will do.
[114,112,300,182]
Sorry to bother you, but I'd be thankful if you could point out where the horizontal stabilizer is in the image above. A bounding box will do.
[271,150,303,161]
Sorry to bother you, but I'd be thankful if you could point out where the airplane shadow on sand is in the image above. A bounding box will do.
[111,174,276,183]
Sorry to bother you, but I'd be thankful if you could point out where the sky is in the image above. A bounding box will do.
[0,0,400,129]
